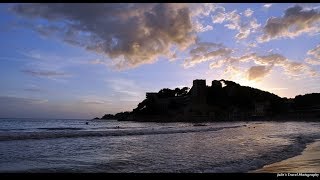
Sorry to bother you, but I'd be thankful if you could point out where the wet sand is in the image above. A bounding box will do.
[254,140,320,173]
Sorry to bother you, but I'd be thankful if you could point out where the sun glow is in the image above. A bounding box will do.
[233,77,261,88]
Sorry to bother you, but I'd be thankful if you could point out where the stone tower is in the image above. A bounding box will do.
[191,79,207,104]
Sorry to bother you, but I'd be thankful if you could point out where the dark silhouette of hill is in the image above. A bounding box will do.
[293,93,320,110]
[98,79,320,122]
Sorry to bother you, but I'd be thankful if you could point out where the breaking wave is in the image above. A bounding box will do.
[0,125,244,141]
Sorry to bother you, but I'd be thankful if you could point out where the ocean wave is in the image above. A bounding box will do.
[0,125,243,141]
[37,127,84,131]
[0,128,26,132]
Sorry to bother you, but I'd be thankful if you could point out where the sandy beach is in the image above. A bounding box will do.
[254,139,320,173]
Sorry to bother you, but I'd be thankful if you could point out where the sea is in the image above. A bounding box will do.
[0,118,319,173]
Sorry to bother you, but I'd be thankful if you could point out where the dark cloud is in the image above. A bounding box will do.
[259,5,320,42]
[11,3,198,69]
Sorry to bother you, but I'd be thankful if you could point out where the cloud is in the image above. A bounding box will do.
[235,17,261,40]
[183,42,232,68]
[307,44,320,59]
[258,5,320,42]
[263,4,272,9]
[82,100,106,105]
[24,88,43,92]
[78,95,113,105]
[235,53,317,78]
[223,10,241,30]
[248,42,258,48]
[244,8,254,17]
[211,9,261,40]
[190,3,224,17]
[208,53,255,69]
[304,44,320,65]
[22,84,46,93]
[105,77,145,102]
[295,3,320,10]
[0,96,47,105]
[11,3,201,69]
[21,50,86,67]
[32,99,49,104]
[305,58,320,65]
[189,42,223,55]
[211,12,225,23]
[22,69,70,78]
[209,59,225,68]
[193,20,213,32]
[221,65,246,80]
[19,50,92,81]
[247,65,272,81]
[89,58,110,66]
[205,49,318,80]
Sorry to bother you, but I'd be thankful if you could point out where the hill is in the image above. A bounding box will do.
[99,79,320,122]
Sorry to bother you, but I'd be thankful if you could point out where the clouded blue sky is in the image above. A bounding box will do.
[0,3,319,118]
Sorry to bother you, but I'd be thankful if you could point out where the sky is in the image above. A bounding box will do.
[0,3,319,119]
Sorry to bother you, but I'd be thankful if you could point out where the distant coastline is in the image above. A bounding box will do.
[95,79,320,122]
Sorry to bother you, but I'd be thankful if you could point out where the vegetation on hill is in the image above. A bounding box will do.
[98,79,320,122]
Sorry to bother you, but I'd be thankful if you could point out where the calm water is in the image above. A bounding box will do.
[0,118,319,173]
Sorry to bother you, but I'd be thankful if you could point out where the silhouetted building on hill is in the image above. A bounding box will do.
[191,79,207,105]
[101,79,320,122]
[211,80,222,89]
[183,79,213,121]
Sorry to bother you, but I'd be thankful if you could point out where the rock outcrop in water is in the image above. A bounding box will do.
[99,79,320,122]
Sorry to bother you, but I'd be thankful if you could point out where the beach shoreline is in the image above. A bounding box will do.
[253,139,320,173]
